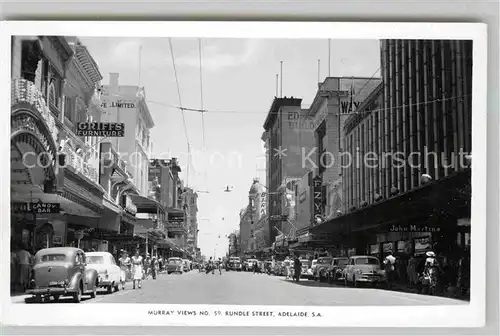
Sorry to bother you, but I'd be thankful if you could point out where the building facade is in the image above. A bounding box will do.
[99,73,154,197]
[262,97,315,248]
[10,36,124,254]
[312,40,472,272]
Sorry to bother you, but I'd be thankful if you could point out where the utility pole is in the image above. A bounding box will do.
[280,61,283,98]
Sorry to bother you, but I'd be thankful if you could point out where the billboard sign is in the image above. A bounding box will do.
[76,122,125,137]
[312,175,323,224]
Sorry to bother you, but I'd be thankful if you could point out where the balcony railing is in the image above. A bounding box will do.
[11,78,59,143]
[61,145,99,183]
[101,142,132,178]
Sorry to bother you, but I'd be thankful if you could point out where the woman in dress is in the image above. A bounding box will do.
[131,250,144,289]
[118,250,131,290]
[406,255,418,289]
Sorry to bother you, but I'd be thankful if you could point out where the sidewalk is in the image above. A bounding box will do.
[386,282,470,301]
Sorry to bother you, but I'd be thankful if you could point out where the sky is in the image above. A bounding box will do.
[80,37,381,258]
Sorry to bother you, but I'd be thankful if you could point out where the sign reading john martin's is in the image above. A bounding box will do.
[76,122,125,137]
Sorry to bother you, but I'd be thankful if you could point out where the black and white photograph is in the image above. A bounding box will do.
[1,21,487,327]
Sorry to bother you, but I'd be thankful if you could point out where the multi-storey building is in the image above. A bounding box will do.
[262,97,315,248]
[311,40,472,270]
[99,72,154,197]
[182,188,199,257]
[10,36,123,253]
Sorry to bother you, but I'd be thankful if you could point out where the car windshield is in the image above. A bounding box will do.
[40,254,67,262]
[355,257,379,265]
[337,259,348,266]
[86,256,105,264]
[319,258,332,264]
[168,259,182,264]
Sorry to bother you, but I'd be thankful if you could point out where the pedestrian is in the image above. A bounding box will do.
[383,251,396,290]
[406,255,418,289]
[293,256,301,282]
[118,250,131,290]
[17,245,32,292]
[131,250,144,289]
[11,243,19,292]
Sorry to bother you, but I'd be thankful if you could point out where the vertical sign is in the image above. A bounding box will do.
[259,192,267,219]
[312,175,323,225]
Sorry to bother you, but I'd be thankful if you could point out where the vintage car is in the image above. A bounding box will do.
[344,255,383,287]
[228,257,243,271]
[300,259,311,278]
[85,252,122,293]
[313,256,333,282]
[166,257,184,274]
[26,247,99,303]
[182,259,190,272]
[326,257,349,283]
[307,259,318,280]
[245,259,258,272]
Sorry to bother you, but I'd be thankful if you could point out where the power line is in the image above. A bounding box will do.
[169,38,191,186]
[352,67,381,102]
[147,94,469,118]
[198,38,208,190]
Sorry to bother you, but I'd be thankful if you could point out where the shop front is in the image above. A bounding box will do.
[10,78,60,253]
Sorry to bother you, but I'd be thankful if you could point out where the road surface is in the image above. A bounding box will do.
[13,269,466,306]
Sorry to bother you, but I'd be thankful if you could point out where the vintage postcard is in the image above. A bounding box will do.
[0,21,487,327]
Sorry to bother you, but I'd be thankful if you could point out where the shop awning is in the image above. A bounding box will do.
[158,237,178,249]
[129,194,165,214]
[11,184,101,218]
[311,170,471,236]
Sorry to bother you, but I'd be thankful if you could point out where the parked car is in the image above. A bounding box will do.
[313,256,333,282]
[26,247,99,303]
[167,257,184,274]
[327,257,349,283]
[245,259,258,272]
[300,259,311,278]
[228,257,243,271]
[307,259,318,280]
[85,251,122,293]
[344,255,383,287]
[182,259,190,272]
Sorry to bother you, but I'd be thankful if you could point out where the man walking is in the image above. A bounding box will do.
[17,245,32,292]
[384,251,396,290]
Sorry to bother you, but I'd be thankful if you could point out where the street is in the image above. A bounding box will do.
[14,270,466,306]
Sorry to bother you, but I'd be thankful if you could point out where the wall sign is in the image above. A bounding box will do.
[312,175,323,224]
[121,195,137,216]
[76,122,125,137]
[259,192,267,218]
[101,101,136,109]
[12,202,61,214]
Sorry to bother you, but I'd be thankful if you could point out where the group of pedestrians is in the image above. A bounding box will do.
[117,250,161,290]
[10,244,34,294]
[383,250,470,298]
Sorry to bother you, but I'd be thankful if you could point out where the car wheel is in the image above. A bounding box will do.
[107,284,113,294]
[73,284,82,303]
[53,294,60,301]
[114,283,120,292]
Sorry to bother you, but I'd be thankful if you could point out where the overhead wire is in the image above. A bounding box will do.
[198,38,209,192]
[168,38,191,187]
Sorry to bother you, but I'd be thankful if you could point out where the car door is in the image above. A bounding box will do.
[76,252,87,290]
[109,255,121,283]
[345,258,354,281]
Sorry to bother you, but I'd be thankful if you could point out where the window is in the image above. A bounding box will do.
[40,254,66,262]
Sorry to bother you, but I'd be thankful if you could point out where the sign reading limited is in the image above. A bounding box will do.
[76,122,125,137]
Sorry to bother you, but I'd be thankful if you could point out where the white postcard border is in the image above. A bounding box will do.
[0,21,487,328]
